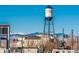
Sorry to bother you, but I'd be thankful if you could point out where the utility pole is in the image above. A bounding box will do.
[21,36,24,53]
[71,29,74,50]
[77,33,78,53]
[62,28,64,50]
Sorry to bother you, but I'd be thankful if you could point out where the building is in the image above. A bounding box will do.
[0,24,10,49]
[0,24,10,53]
[9,34,42,53]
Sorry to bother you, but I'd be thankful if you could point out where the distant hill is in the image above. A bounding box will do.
[9,32,70,40]
[27,32,69,38]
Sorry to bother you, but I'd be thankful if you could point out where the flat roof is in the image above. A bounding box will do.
[0,24,10,27]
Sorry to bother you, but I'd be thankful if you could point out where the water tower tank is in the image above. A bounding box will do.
[45,6,52,20]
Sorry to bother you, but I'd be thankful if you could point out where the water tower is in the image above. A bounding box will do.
[43,6,55,41]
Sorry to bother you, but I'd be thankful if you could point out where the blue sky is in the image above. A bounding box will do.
[0,5,79,34]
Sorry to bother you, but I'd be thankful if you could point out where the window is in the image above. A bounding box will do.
[0,27,8,34]
[0,28,2,34]
[2,28,8,34]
